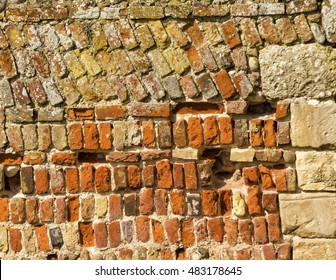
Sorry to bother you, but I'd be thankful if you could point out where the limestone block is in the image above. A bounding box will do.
[172,148,199,160]
[291,101,336,148]
[296,151,336,191]
[279,193,336,238]
[293,239,336,260]
[230,148,255,162]
[322,0,336,43]
[260,44,336,100]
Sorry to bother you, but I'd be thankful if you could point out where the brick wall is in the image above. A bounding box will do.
[0,0,335,260]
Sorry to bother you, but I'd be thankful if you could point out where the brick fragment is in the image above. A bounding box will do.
[250,119,263,147]
[276,18,297,44]
[259,165,274,189]
[186,46,204,73]
[259,18,281,44]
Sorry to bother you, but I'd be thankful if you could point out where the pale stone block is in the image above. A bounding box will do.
[172,148,199,160]
[230,148,255,162]
[293,239,336,260]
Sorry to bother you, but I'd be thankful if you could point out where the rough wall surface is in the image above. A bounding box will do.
[0,0,335,260]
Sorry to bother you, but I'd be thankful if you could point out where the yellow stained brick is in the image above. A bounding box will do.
[96,51,116,75]
[163,47,190,75]
[80,50,102,77]
[64,51,86,78]
[5,25,24,49]
[149,20,170,49]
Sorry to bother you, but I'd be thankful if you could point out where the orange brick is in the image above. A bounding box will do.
[184,162,197,190]
[214,70,235,99]
[139,188,153,215]
[35,225,50,252]
[108,221,121,248]
[127,165,141,188]
[221,19,241,48]
[40,198,54,223]
[84,123,99,150]
[181,218,195,246]
[67,195,79,222]
[250,119,263,147]
[170,190,185,215]
[208,217,224,242]
[25,197,38,224]
[65,168,79,193]
[136,216,150,243]
[203,116,220,146]
[94,222,108,248]
[218,117,233,145]
[99,122,112,150]
[187,117,203,147]
[0,198,9,221]
[152,219,164,244]
[9,228,22,252]
[201,190,218,216]
[109,194,122,220]
[165,218,179,244]
[79,222,94,247]
[264,120,276,148]
[95,165,111,193]
[80,164,94,192]
[156,160,173,189]
[68,123,83,150]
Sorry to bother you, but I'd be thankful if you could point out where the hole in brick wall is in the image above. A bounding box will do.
[78,152,107,163]
[173,102,224,115]
[248,103,275,115]
[47,254,58,260]
[4,171,21,196]
[176,248,187,260]
[201,148,222,159]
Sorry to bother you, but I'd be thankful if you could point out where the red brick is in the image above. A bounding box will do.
[247,185,262,215]
[180,75,199,98]
[154,189,167,215]
[262,193,278,213]
[109,194,122,220]
[253,217,268,244]
[142,120,156,148]
[232,72,253,99]
[181,218,195,246]
[195,218,207,242]
[208,217,224,242]
[118,248,132,260]
[67,108,94,121]
[185,22,205,47]
[108,221,121,248]
[218,189,233,216]
[165,218,179,244]
[184,162,197,190]
[27,79,47,105]
[80,164,94,192]
[225,218,238,245]
[23,151,46,165]
[203,116,220,146]
[218,117,233,145]
[99,122,112,150]
[95,165,111,193]
[0,50,17,78]
[9,228,22,252]
[51,152,77,165]
[128,165,141,188]
[250,119,263,147]
[35,225,50,252]
[107,152,140,163]
[277,243,291,260]
[174,102,223,115]
[67,195,79,223]
[276,18,297,44]
[259,18,281,44]
[142,164,155,188]
[26,197,38,224]
[259,165,274,189]
[170,190,185,215]
[0,154,23,166]
[239,219,252,244]
[65,168,79,194]
[139,188,153,215]
[202,190,218,216]
[264,120,277,148]
[11,198,25,224]
[214,70,235,99]
[68,123,83,150]
[79,222,94,247]
[141,150,171,161]
[262,244,276,260]
[113,165,127,189]
[94,222,108,248]
[273,168,287,192]
[186,46,204,73]
[187,117,203,147]
[252,248,262,260]
[55,197,66,224]
[161,249,175,260]
[152,219,165,244]
[83,123,99,150]
[221,19,241,48]
[40,198,53,223]
[95,105,127,120]
[276,102,289,120]
[173,163,184,189]
[0,198,9,221]
[243,166,259,185]
[136,216,150,243]
[156,159,173,189]
[236,249,250,260]
[267,214,281,242]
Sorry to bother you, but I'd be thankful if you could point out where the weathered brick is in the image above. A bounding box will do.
[243,166,259,186]
[143,72,166,100]
[219,189,232,216]
[221,20,241,48]
[156,160,173,189]
[136,216,150,243]
[80,164,94,192]
[95,166,111,193]
[99,122,112,150]
[267,214,281,242]
[55,197,66,224]
[247,185,262,215]
[170,189,185,215]
[203,116,220,146]
[239,219,252,244]
[67,195,79,223]
[94,222,108,248]
[26,197,39,224]
[40,198,54,223]
[253,217,268,244]
[232,72,253,100]
[21,166,34,194]
[10,228,22,252]
[157,121,172,149]
[152,219,165,244]
[51,152,77,165]
[11,198,25,224]
[113,165,127,190]
[225,218,238,245]
[107,152,140,163]
[231,3,258,16]
[130,102,170,118]
[79,222,94,247]
[259,165,274,189]
[0,50,17,79]
[234,119,249,147]
[187,117,203,147]
[208,217,224,242]
[202,190,218,216]
[124,193,138,216]
[109,221,121,248]
[35,169,49,194]
[68,123,83,150]
[276,18,297,44]
[250,119,263,147]
[181,218,195,246]
[35,225,50,252]
[184,162,198,190]
[0,198,9,222]
[163,75,183,100]
[84,123,99,150]
[128,165,141,189]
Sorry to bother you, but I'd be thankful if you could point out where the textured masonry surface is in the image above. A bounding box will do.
[0,0,335,260]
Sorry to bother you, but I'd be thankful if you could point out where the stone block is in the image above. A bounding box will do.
[293,239,336,260]
[260,44,336,100]
[322,0,336,43]
[279,193,336,238]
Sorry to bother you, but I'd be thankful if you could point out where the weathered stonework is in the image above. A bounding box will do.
[293,239,336,260]
[260,44,336,100]
[279,193,336,238]
[322,0,336,43]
